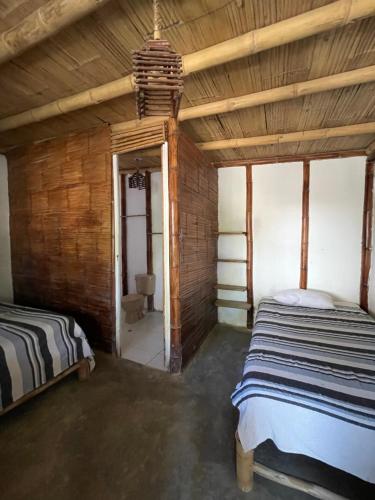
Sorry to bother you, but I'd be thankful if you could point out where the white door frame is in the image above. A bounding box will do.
[112,145,171,369]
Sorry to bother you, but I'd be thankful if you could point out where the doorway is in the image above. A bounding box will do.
[113,144,170,370]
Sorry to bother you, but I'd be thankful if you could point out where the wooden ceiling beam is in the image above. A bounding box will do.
[198,122,375,151]
[112,65,375,133]
[366,138,375,160]
[214,150,366,168]
[0,0,110,65]
[1,0,375,132]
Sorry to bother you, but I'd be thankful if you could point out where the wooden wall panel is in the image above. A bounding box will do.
[169,122,218,372]
[7,126,114,352]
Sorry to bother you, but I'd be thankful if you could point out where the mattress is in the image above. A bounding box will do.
[231,298,375,483]
[0,302,93,411]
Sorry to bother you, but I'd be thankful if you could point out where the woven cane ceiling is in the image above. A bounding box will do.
[1,0,375,161]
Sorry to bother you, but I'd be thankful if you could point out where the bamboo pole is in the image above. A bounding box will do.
[253,463,348,500]
[112,65,375,133]
[1,0,375,132]
[300,160,310,289]
[180,66,375,121]
[198,122,375,151]
[145,171,154,312]
[214,150,366,168]
[182,0,375,76]
[246,164,253,328]
[168,118,182,374]
[0,0,110,65]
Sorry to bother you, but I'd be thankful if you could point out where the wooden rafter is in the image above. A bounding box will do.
[113,65,375,132]
[198,122,375,151]
[0,0,374,132]
[214,150,366,168]
[0,0,110,65]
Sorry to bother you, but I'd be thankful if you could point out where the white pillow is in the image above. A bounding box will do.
[273,289,335,309]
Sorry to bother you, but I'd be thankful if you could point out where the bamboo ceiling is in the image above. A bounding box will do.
[1,0,375,161]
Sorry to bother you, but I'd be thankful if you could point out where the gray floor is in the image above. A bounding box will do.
[0,325,373,500]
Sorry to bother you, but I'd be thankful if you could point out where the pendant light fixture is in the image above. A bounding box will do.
[132,0,183,119]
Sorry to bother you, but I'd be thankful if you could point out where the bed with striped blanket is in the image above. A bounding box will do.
[232,298,375,483]
[0,302,93,412]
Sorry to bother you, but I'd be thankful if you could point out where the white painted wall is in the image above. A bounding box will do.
[125,172,163,311]
[126,180,147,295]
[253,162,303,307]
[0,155,13,302]
[218,167,247,326]
[308,157,365,302]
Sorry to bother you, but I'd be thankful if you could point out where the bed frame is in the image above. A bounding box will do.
[235,433,347,500]
[0,358,90,417]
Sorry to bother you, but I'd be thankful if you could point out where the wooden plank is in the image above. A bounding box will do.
[215,284,247,291]
[360,160,374,311]
[246,164,254,328]
[121,174,128,296]
[215,299,252,310]
[145,170,154,312]
[300,160,310,289]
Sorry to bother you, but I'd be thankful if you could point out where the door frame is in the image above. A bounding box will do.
[112,143,171,369]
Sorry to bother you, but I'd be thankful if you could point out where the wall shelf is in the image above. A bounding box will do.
[215,284,247,291]
[215,299,252,310]
[216,231,247,235]
[216,258,247,263]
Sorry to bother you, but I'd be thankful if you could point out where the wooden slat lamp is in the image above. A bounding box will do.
[132,0,183,119]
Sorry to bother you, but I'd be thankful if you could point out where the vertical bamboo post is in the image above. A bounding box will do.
[236,432,254,492]
[246,164,253,327]
[168,118,182,373]
[120,175,128,296]
[300,160,310,289]
[145,170,154,311]
[360,160,374,311]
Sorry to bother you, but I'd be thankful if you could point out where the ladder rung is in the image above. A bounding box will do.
[215,284,247,291]
[216,259,247,263]
[216,231,247,235]
[215,299,252,310]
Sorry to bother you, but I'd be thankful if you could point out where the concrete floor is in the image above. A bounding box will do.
[0,325,374,500]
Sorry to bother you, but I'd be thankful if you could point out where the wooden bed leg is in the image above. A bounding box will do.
[236,432,254,492]
[77,359,90,381]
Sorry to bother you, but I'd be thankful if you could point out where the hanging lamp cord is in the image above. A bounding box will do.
[153,0,161,40]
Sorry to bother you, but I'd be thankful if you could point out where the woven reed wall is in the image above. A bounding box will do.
[6,126,114,352]
[178,132,218,367]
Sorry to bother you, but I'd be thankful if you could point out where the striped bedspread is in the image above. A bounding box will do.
[0,302,93,411]
[232,298,375,483]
